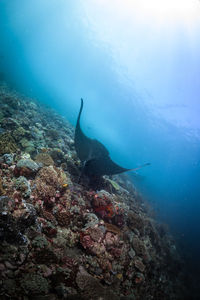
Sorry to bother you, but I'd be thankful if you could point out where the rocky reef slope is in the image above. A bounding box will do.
[0,83,187,299]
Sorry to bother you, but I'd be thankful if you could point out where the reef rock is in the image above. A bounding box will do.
[14,158,40,178]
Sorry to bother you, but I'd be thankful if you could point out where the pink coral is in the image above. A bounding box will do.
[80,233,94,250]
[110,247,122,258]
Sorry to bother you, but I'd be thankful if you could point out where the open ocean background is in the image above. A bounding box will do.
[0,0,200,277]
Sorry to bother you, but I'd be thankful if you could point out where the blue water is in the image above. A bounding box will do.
[0,0,200,274]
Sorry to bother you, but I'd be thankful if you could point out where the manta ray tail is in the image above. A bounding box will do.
[130,162,151,172]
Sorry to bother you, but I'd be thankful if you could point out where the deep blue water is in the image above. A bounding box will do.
[0,0,200,275]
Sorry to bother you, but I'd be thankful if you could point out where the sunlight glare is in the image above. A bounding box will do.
[135,0,197,18]
[92,0,200,28]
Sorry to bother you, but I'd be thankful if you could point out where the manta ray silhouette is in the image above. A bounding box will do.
[74,99,150,178]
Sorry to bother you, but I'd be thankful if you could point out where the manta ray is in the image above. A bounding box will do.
[74,98,150,178]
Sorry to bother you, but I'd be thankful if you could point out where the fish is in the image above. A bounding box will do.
[74,98,150,178]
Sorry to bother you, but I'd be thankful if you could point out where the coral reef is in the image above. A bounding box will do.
[35,152,54,166]
[0,132,18,155]
[0,83,190,299]
[20,273,49,295]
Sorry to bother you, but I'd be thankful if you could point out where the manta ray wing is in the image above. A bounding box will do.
[74,99,150,178]
[74,99,131,177]
[84,156,131,177]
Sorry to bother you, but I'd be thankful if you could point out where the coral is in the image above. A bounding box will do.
[64,157,80,177]
[46,129,60,139]
[64,229,79,248]
[87,190,125,227]
[32,235,49,248]
[104,231,120,249]
[0,195,14,214]
[90,191,115,220]
[50,148,65,164]
[132,236,148,261]
[134,258,145,272]
[80,233,94,251]
[3,153,14,165]
[128,248,136,259]
[134,272,145,284]
[3,279,16,294]
[0,214,27,244]
[113,212,125,227]
[0,84,189,300]
[90,242,106,256]
[14,202,37,227]
[2,95,20,108]
[14,176,31,198]
[12,126,27,141]
[1,117,19,129]
[0,177,6,196]
[76,266,119,300]
[51,266,71,290]
[37,165,67,188]
[20,273,49,295]
[35,152,54,166]
[42,210,57,224]
[34,247,60,264]
[127,211,145,235]
[53,228,79,248]
[33,166,69,204]
[14,158,39,177]
[19,137,36,154]
[98,257,112,272]
[0,132,18,155]
[55,210,71,226]
[88,227,104,242]
[42,221,57,238]
[80,227,120,257]
[83,212,99,229]
[105,222,121,235]
[0,198,36,244]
